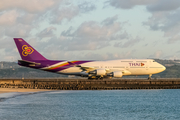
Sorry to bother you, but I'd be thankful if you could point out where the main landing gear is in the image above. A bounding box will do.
[88,76,104,80]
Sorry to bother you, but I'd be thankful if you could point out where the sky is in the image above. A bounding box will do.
[1,0,180,61]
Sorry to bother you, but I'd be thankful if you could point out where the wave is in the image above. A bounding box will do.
[0,91,49,102]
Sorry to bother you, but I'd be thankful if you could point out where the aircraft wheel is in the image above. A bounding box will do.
[88,77,93,80]
[88,76,97,80]
[100,77,103,80]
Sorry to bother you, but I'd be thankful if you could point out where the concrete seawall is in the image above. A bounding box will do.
[1,78,180,90]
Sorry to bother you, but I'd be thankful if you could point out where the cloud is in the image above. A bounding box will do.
[78,2,96,13]
[0,38,15,49]
[110,32,129,40]
[103,51,136,59]
[149,50,163,58]
[61,26,74,37]
[58,15,125,51]
[167,34,180,44]
[107,0,156,9]
[144,9,180,43]
[2,1,171,61]
[145,0,180,43]
[50,6,80,24]
[114,36,142,48]
[162,55,178,60]
[4,24,32,37]
[144,9,180,31]
[0,0,60,13]
[101,15,118,26]
[0,10,38,38]
[33,15,128,53]
[17,13,38,25]
[59,50,136,60]
[50,1,96,24]
[37,27,56,38]
[0,37,19,61]
[48,0,98,24]
[0,10,19,26]
[147,0,180,12]
[108,0,180,44]
[0,0,98,48]
[108,0,180,12]
[75,18,121,39]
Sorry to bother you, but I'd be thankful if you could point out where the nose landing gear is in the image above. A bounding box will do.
[148,74,152,80]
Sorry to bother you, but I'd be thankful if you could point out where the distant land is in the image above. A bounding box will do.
[0,59,180,79]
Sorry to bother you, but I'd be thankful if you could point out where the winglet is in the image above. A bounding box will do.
[14,38,47,61]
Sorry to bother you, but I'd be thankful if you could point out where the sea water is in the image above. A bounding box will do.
[0,90,180,120]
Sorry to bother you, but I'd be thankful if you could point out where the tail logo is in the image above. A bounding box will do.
[22,45,34,56]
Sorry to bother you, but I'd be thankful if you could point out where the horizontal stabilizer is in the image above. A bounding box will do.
[18,60,41,66]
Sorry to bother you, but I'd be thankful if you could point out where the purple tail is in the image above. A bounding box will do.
[14,38,47,61]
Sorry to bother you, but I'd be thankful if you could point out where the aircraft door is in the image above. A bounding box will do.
[126,65,129,70]
[146,61,150,70]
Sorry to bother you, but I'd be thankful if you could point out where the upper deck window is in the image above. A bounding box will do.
[136,61,147,62]
[121,61,133,62]
[113,66,125,68]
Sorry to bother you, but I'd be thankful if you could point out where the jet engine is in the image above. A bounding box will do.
[111,71,123,78]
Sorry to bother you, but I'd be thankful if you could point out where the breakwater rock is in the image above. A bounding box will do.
[0,78,180,90]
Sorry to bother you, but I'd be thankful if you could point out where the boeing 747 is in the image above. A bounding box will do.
[14,38,166,79]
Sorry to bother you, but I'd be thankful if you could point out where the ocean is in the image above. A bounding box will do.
[0,90,180,120]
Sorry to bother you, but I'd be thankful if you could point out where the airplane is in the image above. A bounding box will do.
[13,38,166,80]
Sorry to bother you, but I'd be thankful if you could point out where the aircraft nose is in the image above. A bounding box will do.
[161,65,166,71]
[163,66,166,71]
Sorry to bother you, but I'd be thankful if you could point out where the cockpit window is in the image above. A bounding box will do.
[153,60,156,62]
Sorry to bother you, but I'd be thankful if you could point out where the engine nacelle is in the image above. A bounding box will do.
[80,72,89,77]
[90,69,106,76]
[112,71,123,78]
[96,69,106,76]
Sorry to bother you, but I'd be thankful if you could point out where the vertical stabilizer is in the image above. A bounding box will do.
[14,38,47,61]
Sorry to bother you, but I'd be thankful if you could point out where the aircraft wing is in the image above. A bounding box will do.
[67,61,95,71]
[18,60,41,66]
[77,65,95,71]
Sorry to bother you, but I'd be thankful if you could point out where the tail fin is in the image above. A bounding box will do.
[14,38,47,61]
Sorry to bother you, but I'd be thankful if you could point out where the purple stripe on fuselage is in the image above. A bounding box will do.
[49,60,93,72]
[72,61,93,65]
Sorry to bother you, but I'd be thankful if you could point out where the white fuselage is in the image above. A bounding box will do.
[58,59,166,76]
